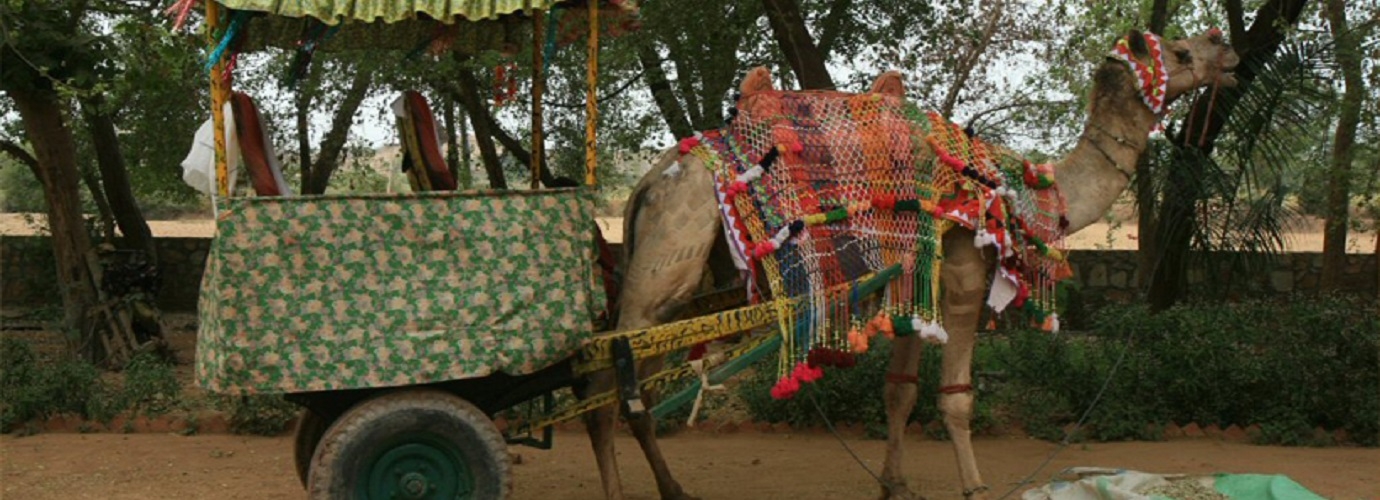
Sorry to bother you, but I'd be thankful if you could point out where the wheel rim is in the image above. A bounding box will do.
[361,433,474,500]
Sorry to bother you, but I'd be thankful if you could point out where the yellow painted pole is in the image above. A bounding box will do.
[207,1,230,198]
[531,9,545,190]
[583,1,599,187]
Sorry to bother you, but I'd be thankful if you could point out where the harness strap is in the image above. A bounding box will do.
[938,384,974,394]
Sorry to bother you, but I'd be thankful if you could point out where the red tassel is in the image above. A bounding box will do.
[678,136,701,154]
[770,376,801,399]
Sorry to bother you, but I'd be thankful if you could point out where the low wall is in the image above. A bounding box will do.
[2,235,1375,313]
[2,236,211,312]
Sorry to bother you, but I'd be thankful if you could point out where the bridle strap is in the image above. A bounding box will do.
[1082,122,1142,180]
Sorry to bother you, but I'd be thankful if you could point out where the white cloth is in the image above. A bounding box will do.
[180,102,240,197]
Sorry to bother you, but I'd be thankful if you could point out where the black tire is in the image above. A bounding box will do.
[292,408,330,488]
[307,389,511,500]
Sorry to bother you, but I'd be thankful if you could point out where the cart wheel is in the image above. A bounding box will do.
[293,408,330,488]
[307,389,510,500]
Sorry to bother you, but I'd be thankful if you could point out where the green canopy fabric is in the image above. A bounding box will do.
[214,0,638,53]
[216,0,571,25]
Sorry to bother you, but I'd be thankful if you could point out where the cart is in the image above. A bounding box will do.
[183,1,896,498]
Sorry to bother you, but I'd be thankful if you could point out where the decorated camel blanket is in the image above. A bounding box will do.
[682,71,1072,398]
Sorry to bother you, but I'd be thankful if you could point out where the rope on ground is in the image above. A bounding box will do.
[806,388,885,486]
[995,329,1137,500]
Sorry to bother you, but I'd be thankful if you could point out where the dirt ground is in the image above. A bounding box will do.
[2,431,1378,499]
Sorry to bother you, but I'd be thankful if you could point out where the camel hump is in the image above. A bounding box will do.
[739,66,775,96]
[870,71,905,97]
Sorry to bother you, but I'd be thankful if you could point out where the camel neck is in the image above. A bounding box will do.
[1055,61,1160,233]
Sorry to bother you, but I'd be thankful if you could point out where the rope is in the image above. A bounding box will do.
[994,328,1136,500]
[805,388,885,486]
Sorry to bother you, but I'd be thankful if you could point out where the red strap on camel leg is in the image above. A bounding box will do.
[938,384,974,394]
[687,343,708,361]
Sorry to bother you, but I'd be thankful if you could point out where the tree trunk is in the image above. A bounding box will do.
[1136,0,1172,289]
[442,93,463,187]
[304,69,373,194]
[637,43,694,139]
[295,86,313,191]
[939,1,1006,118]
[1320,0,1363,290]
[1147,0,1309,311]
[452,68,558,188]
[453,69,508,189]
[82,99,156,262]
[9,85,99,359]
[78,164,116,243]
[458,105,473,189]
[814,0,854,58]
[761,0,835,90]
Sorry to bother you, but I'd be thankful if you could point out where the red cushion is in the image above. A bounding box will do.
[403,91,456,191]
[229,92,286,196]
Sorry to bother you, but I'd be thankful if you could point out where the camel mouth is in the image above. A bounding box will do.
[1217,70,1239,87]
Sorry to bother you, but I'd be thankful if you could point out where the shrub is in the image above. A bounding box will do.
[117,351,181,417]
[997,294,1378,446]
[731,294,1378,447]
[736,337,998,438]
[0,338,104,432]
[213,394,300,436]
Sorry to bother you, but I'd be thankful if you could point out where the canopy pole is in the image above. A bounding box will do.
[583,0,599,187]
[207,1,230,198]
[531,9,545,190]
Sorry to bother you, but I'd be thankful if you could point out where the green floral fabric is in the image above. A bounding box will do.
[196,190,598,394]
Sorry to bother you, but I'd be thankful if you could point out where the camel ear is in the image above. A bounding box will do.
[1125,29,1150,58]
[739,67,775,97]
[869,71,905,98]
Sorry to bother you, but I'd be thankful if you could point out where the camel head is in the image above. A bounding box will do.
[1116,28,1240,105]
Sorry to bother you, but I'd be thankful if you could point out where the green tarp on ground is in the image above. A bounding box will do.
[1020,467,1326,500]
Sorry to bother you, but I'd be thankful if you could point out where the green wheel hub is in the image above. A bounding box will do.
[361,434,473,499]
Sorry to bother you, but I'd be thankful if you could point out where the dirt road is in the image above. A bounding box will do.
[3,430,1377,499]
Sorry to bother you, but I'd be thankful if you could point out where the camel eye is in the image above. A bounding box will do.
[1174,50,1192,64]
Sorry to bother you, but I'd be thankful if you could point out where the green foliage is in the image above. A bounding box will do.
[733,295,1378,447]
[736,337,998,438]
[0,158,46,212]
[1000,295,1379,446]
[213,394,300,436]
[0,337,102,432]
[116,352,181,417]
[0,339,186,432]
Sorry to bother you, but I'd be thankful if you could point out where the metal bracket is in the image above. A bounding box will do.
[611,337,645,418]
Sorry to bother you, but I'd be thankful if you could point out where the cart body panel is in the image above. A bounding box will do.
[195,189,600,394]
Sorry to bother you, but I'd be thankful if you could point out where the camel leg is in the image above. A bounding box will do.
[879,335,926,500]
[626,354,697,500]
[582,371,627,500]
[938,233,991,500]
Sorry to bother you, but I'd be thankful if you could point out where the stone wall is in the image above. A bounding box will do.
[2,236,210,312]
[3,235,1375,313]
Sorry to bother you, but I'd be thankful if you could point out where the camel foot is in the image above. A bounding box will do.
[878,482,925,500]
[961,485,991,500]
[660,492,700,500]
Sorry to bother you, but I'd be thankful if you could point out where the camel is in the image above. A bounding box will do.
[581,29,1239,500]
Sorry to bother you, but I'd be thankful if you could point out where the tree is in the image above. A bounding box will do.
[1320,0,1367,290]
[1147,0,1312,310]
[762,0,835,90]
[0,1,101,356]
[295,60,376,195]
